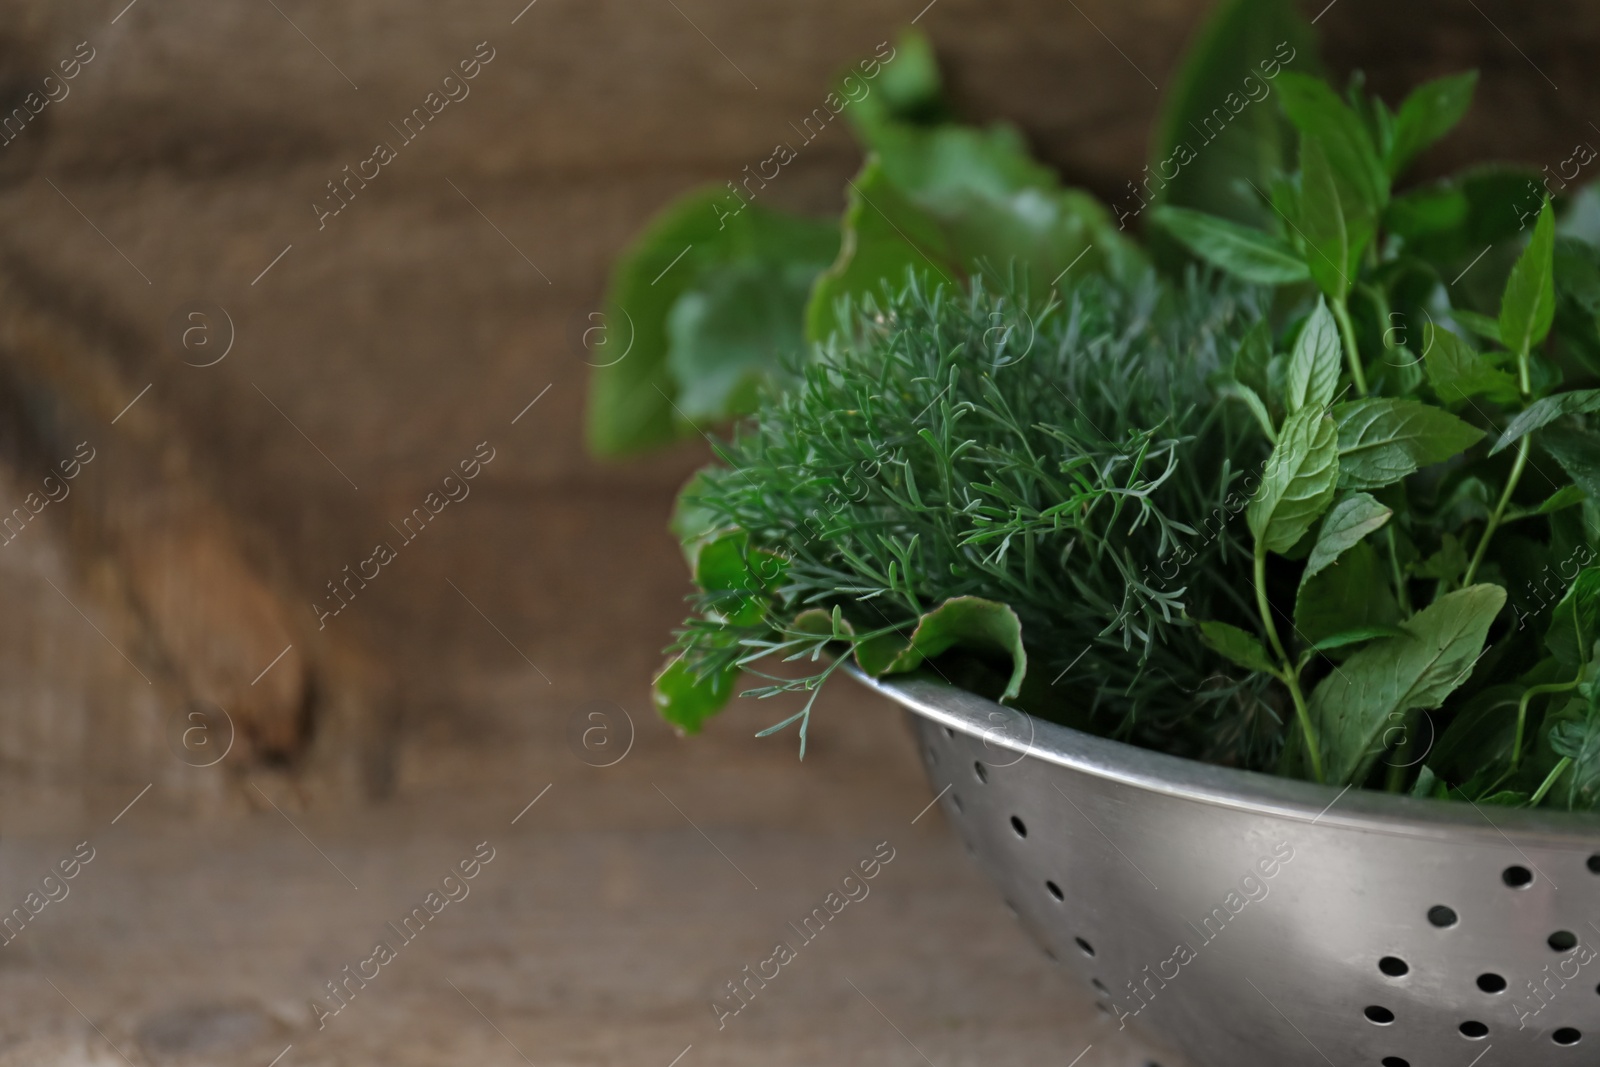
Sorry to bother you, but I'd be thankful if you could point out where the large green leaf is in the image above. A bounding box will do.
[587,189,838,455]
[1500,197,1557,358]
[857,596,1027,701]
[1248,406,1340,554]
[1386,71,1477,178]
[1147,0,1312,227]
[1151,206,1310,284]
[1539,425,1600,506]
[1332,398,1484,489]
[1309,584,1506,784]
[805,158,960,342]
[1300,492,1391,587]
[666,258,820,421]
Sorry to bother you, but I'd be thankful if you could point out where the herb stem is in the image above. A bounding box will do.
[1463,436,1529,587]
[1530,756,1572,806]
[1255,542,1325,784]
[1513,678,1580,771]
[1332,297,1368,398]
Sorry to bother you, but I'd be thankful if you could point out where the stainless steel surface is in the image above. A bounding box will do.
[858,670,1600,1067]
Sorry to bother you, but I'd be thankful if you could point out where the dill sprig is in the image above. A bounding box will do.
[671,272,1283,765]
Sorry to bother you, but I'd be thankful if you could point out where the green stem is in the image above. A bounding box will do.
[1384,526,1413,614]
[1512,679,1579,771]
[1463,436,1530,587]
[1385,718,1419,792]
[1255,543,1326,784]
[1530,757,1572,807]
[1332,297,1369,398]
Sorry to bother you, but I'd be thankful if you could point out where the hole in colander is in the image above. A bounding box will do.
[1091,977,1109,996]
[1550,930,1578,952]
[1046,880,1063,901]
[1477,973,1508,993]
[974,761,988,784]
[1428,905,1459,928]
[1554,1028,1582,1045]
[1588,854,1600,874]
[943,725,955,739]
[1010,815,1028,838]
[1364,1005,1396,1025]
[1379,956,1410,977]
[1075,937,1095,958]
[1381,1058,1409,1067]
[1459,1020,1488,1039]
[1503,865,1534,888]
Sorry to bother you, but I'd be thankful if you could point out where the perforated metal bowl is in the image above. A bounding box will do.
[859,670,1600,1067]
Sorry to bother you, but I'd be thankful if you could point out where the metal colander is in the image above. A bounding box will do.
[859,671,1600,1067]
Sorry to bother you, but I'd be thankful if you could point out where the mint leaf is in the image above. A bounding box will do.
[1248,406,1340,554]
[1311,625,1408,652]
[1301,492,1391,587]
[1152,206,1311,284]
[1387,71,1477,177]
[1309,584,1506,785]
[1277,71,1388,213]
[1500,197,1556,357]
[1298,133,1373,299]
[1423,322,1518,406]
[1333,398,1484,488]
[1198,619,1277,674]
[1490,388,1600,454]
[1411,532,1468,583]
[1545,566,1600,669]
[1286,299,1342,413]
[1540,426,1600,511]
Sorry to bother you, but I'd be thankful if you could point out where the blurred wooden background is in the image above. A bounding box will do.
[0,1,1593,1063]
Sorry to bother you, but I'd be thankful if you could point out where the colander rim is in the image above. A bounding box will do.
[854,668,1600,849]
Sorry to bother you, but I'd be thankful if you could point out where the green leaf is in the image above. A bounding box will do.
[653,653,740,735]
[1499,197,1556,357]
[1286,299,1342,413]
[1151,206,1311,284]
[1386,71,1477,177]
[1540,425,1600,504]
[666,257,825,422]
[1301,492,1391,586]
[587,189,839,455]
[693,532,788,627]
[1490,388,1600,454]
[1310,625,1407,652]
[1298,134,1373,299]
[1248,406,1340,554]
[1422,321,1518,406]
[861,596,1028,701]
[844,29,947,138]
[1545,566,1600,669]
[1147,0,1311,227]
[1309,584,1507,784]
[806,158,960,343]
[1535,484,1587,515]
[1450,308,1504,345]
[1217,381,1276,441]
[1277,71,1388,213]
[1332,398,1485,489]
[1198,619,1277,674]
[1548,711,1600,809]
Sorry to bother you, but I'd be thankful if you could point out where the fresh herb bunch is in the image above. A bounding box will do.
[594,0,1600,810]
[664,274,1277,761]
